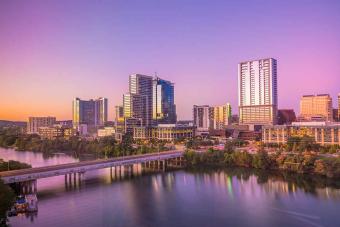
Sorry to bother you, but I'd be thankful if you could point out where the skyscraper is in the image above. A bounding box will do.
[299,94,333,121]
[123,93,147,124]
[72,97,108,129]
[95,97,108,126]
[123,74,153,126]
[193,105,210,134]
[210,104,232,130]
[152,77,177,124]
[238,58,278,125]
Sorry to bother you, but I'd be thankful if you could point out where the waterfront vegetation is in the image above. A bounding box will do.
[185,145,340,179]
[0,159,31,227]
[0,127,170,159]
[265,135,340,154]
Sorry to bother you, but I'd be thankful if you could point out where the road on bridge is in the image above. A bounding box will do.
[0,150,184,184]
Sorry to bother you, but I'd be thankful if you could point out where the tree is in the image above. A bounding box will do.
[252,151,271,169]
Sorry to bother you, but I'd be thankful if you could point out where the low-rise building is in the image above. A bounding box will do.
[263,122,340,146]
[133,124,195,141]
[64,127,77,139]
[27,117,56,134]
[38,124,77,140]
[97,127,115,137]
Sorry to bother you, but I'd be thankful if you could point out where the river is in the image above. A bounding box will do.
[1,147,340,227]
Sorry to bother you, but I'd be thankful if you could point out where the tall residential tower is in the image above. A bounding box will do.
[238,58,278,125]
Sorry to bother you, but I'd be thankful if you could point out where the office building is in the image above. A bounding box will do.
[210,104,232,130]
[123,93,147,124]
[133,124,195,141]
[299,94,333,121]
[72,97,108,129]
[97,127,115,137]
[152,77,176,124]
[38,126,64,140]
[193,105,210,134]
[127,74,153,126]
[263,122,340,146]
[238,58,278,125]
[95,97,108,126]
[27,117,56,134]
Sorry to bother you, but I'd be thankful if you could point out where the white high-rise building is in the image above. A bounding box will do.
[238,58,278,125]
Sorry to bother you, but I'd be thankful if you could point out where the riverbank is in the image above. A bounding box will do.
[0,159,31,227]
[0,127,171,159]
[184,149,340,179]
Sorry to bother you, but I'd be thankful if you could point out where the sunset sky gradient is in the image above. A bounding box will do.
[0,0,339,121]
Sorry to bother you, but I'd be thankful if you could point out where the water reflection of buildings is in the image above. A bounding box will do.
[192,170,340,201]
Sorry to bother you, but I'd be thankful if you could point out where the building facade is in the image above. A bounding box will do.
[277,109,297,125]
[338,93,340,121]
[97,127,115,137]
[238,58,278,125]
[263,123,340,146]
[299,94,333,121]
[72,97,108,129]
[38,126,64,139]
[37,125,76,140]
[123,93,148,127]
[115,105,125,133]
[152,77,176,124]
[193,105,210,134]
[95,97,108,126]
[133,124,195,141]
[27,117,56,134]
[127,74,153,126]
[210,104,232,130]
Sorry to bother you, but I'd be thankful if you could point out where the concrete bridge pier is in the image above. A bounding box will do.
[65,172,83,189]
[19,180,37,194]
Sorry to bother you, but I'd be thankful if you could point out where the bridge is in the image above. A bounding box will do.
[0,151,184,189]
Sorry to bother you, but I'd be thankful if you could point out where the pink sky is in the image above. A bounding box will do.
[0,0,339,121]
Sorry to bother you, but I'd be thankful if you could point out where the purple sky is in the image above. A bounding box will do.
[0,0,339,121]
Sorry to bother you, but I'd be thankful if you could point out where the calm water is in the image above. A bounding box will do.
[1,147,340,227]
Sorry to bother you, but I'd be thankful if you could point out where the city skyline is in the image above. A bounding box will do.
[1,0,340,121]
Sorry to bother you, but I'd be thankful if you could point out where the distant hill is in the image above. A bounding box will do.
[0,120,26,127]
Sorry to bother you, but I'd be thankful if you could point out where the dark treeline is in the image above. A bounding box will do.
[0,159,31,227]
[185,142,340,179]
[265,135,340,153]
[0,127,170,158]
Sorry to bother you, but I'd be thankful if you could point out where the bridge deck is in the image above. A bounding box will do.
[0,150,184,184]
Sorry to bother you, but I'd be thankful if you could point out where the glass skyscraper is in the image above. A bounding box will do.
[72,97,108,128]
[152,77,176,124]
[123,74,153,126]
